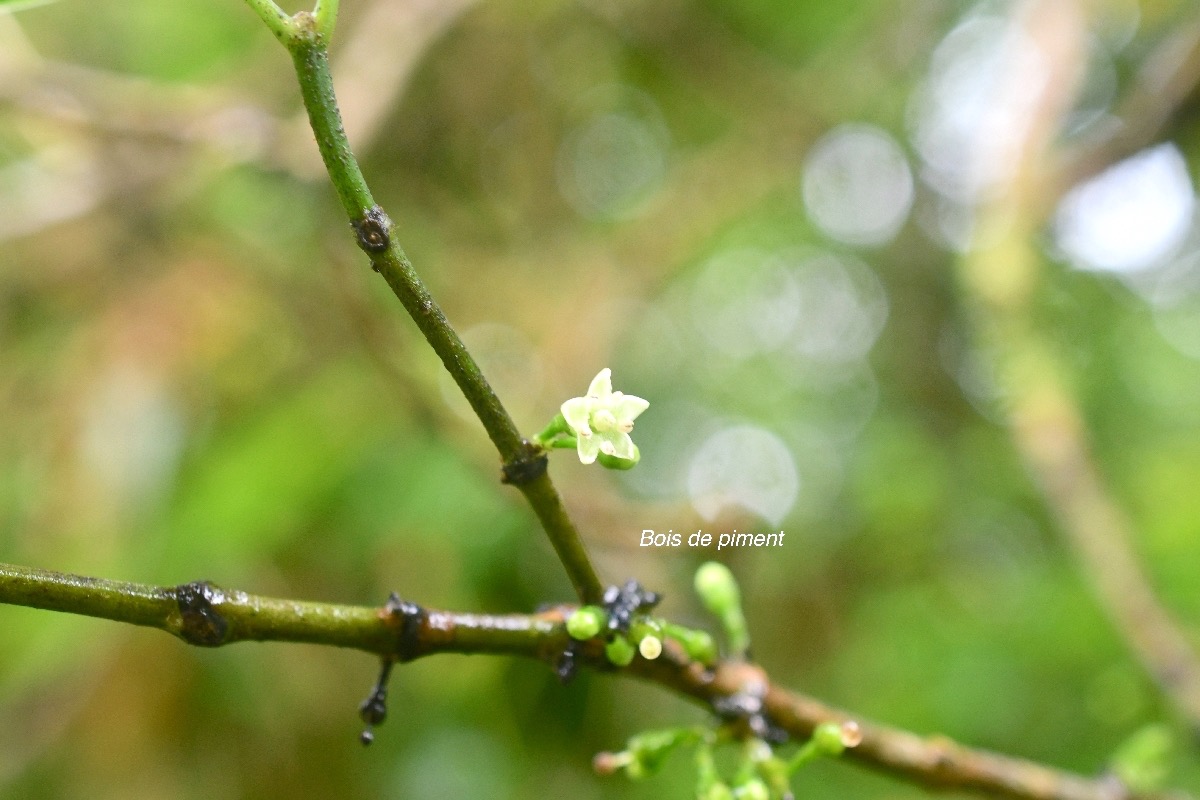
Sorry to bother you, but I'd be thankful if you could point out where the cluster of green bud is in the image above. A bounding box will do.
[694,738,775,800]
[729,740,776,800]
[564,562,750,671]
[734,780,770,800]
[590,564,863,799]
[593,727,705,780]
[565,606,721,668]
[599,717,861,798]
[564,605,662,667]
[701,783,773,800]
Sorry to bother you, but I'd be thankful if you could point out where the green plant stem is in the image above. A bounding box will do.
[0,562,1187,800]
[516,474,603,602]
[290,36,374,219]
[312,0,337,39]
[256,6,602,604]
[0,563,557,655]
[243,0,293,42]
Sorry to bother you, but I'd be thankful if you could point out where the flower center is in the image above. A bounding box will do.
[592,409,618,433]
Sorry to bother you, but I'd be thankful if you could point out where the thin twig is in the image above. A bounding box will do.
[1011,376,1200,737]
[281,0,480,175]
[245,3,604,604]
[0,562,1185,800]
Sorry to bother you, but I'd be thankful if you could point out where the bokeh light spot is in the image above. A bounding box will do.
[690,248,802,359]
[1054,143,1194,274]
[789,252,888,365]
[80,364,185,508]
[802,124,914,247]
[689,249,887,366]
[910,15,1043,201]
[687,424,799,524]
[556,99,668,221]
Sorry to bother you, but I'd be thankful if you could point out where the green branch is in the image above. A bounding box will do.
[0,562,1187,800]
[244,0,603,604]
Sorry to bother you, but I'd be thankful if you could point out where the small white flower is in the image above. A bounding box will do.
[560,368,649,465]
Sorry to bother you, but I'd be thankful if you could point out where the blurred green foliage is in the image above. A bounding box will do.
[1,0,1200,798]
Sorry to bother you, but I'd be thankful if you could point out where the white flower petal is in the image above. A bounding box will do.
[613,394,649,423]
[605,431,636,460]
[586,368,613,399]
[577,433,602,464]
[561,397,593,435]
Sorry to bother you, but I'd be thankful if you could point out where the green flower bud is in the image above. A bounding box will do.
[695,739,721,786]
[788,721,860,775]
[812,722,848,756]
[593,750,632,776]
[699,783,735,800]
[694,562,740,613]
[606,635,636,667]
[690,630,717,664]
[734,778,770,800]
[625,758,649,780]
[756,756,791,799]
[597,444,640,470]
[566,606,606,640]
[665,624,718,666]
[694,561,749,655]
[623,727,700,778]
[629,616,663,642]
